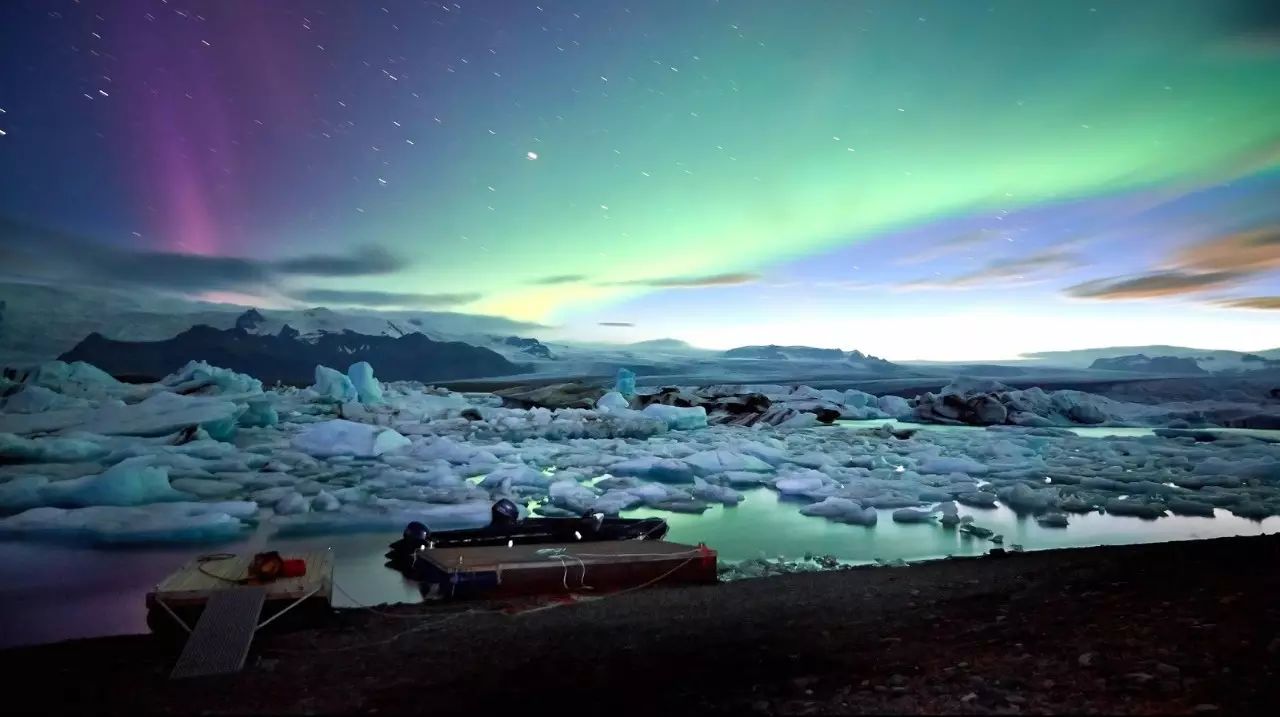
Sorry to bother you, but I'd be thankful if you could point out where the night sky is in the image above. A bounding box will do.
[1,0,1278,359]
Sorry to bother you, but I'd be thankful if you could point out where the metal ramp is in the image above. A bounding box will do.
[170,586,267,679]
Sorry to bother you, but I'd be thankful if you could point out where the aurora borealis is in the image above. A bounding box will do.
[1,0,1279,359]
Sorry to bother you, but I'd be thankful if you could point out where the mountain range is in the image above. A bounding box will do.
[58,324,526,385]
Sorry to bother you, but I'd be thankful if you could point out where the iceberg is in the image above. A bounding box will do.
[311,365,358,403]
[160,360,263,397]
[614,367,637,398]
[595,391,631,413]
[347,361,384,404]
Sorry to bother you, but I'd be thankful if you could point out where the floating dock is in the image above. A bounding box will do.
[416,540,717,598]
[145,549,334,634]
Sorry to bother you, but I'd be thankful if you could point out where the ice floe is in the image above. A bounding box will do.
[0,359,1277,546]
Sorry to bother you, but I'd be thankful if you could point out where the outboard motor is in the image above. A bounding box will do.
[579,511,605,538]
[490,498,520,530]
[403,521,430,547]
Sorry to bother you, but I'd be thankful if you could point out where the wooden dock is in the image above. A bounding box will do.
[417,540,717,598]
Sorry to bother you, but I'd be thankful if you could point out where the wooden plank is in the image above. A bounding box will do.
[170,586,267,679]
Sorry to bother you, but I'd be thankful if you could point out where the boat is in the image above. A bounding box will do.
[386,499,669,578]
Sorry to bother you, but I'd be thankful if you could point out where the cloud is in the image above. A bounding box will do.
[605,272,760,288]
[896,229,1005,266]
[1212,296,1280,310]
[528,274,587,285]
[1172,226,1280,273]
[901,249,1084,291]
[597,321,635,327]
[1065,270,1245,299]
[0,216,406,296]
[286,289,481,308]
[272,246,403,276]
[1063,225,1280,304]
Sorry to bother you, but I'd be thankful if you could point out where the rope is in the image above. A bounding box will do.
[195,553,248,584]
[331,579,470,620]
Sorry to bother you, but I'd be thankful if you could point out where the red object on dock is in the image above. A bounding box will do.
[281,559,307,578]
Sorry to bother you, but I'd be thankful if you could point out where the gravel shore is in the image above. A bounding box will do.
[4,533,1278,715]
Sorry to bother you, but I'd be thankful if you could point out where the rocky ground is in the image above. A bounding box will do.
[3,533,1277,715]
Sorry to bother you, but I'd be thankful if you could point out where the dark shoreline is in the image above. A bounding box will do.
[3,533,1277,714]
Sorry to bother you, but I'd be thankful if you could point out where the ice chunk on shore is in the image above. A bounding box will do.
[641,403,708,430]
[312,365,358,403]
[292,420,411,458]
[0,501,257,544]
[347,361,384,404]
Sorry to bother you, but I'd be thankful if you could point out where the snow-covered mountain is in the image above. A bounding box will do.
[0,281,544,367]
[1089,354,1208,375]
[1024,345,1280,374]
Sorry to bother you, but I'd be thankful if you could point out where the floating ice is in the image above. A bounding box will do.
[1,385,92,413]
[682,449,772,476]
[892,507,936,523]
[0,433,107,464]
[347,361,384,404]
[38,456,186,507]
[596,391,631,413]
[0,501,258,544]
[0,391,243,439]
[691,477,744,505]
[161,360,263,397]
[291,419,411,458]
[311,365,358,403]
[614,367,636,398]
[641,403,708,430]
[800,496,877,525]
